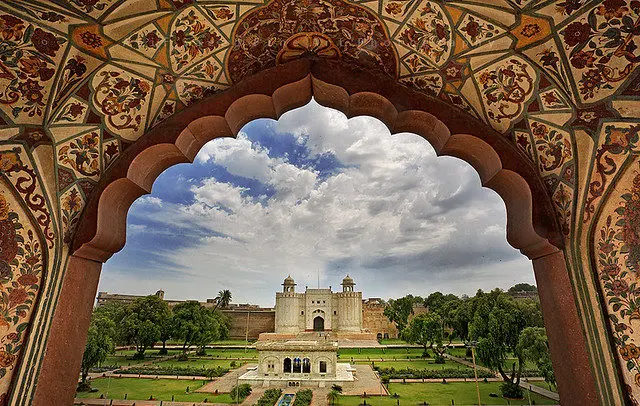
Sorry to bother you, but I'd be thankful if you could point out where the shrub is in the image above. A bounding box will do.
[373,366,493,380]
[294,389,313,406]
[115,365,229,377]
[230,383,252,402]
[76,382,92,392]
[500,382,524,399]
[254,388,281,406]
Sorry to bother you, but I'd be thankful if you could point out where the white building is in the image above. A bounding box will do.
[274,276,363,334]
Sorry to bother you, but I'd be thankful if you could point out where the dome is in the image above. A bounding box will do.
[341,275,354,285]
[283,275,296,286]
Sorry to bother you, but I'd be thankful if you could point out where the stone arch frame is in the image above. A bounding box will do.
[32,59,602,405]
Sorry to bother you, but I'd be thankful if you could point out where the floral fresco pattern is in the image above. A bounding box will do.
[0,185,44,401]
[170,8,227,73]
[596,165,640,404]
[0,15,65,123]
[561,0,640,103]
[226,0,397,82]
[399,2,451,67]
[91,69,151,140]
[476,57,536,132]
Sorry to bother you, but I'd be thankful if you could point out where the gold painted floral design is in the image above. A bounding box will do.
[399,2,451,67]
[0,191,43,398]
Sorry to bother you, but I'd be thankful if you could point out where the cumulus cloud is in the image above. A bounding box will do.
[99,100,534,306]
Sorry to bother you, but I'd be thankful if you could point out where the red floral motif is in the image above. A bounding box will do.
[58,132,100,177]
[399,3,451,65]
[208,6,234,21]
[227,0,397,83]
[31,28,60,57]
[170,9,224,71]
[0,15,24,41]
[93,71,150,133]
[597,169,640,388]
[563,22,592,47]
[0,19,63,119]
[531,122,572,172]
[79,31,103,48]
[477,58,534,128]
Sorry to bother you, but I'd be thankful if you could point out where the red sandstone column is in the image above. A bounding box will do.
[533,250,599,405]
[32,255,102,406]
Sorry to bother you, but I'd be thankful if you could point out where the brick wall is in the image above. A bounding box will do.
[222,309,275,339]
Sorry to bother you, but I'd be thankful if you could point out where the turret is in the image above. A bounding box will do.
[283,275,296,293]
[341,275,355,292]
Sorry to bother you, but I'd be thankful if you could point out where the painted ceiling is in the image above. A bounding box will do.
[0,0,639,403]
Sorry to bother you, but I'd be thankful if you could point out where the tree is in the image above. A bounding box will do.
[92,301,128,345]
[158,308,173,355]
[470,291,527,398]
[214,289,232,310]
[402,313,447,363]
[79,316,115,391]
[384,295,419,333]
[518,327,555,387]
[171,301,229,356]
[508,283,537,293]
[327,389,341,405]
[120,295,170,358]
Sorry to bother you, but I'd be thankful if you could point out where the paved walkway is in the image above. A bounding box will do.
[444,354,560,402]
[196,365,252,393]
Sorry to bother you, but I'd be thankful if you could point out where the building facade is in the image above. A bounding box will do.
[275,276,363,334]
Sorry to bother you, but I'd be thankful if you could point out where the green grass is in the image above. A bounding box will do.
[205,348,258,358]
[75,378,234,402]
[210,339,256,345]
[378,339,410,345]
[113,349,182,357]
[154,358,248,369]
[339,382,558,405]
[525,380,557,393]
[360,360,471,371]
[338,348,424,359]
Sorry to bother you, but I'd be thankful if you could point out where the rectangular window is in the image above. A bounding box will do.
[319,361,327,373]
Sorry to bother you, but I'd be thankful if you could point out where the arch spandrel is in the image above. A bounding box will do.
[0,0,637,404]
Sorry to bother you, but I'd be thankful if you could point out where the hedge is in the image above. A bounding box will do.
[114,365,229,377]
[375,366,494,379]
[254,388,282,406]
[293,389,313,406]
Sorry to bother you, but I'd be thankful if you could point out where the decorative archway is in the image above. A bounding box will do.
[24,58,605,406]
[283,357,292,373]
[313,316,325,332]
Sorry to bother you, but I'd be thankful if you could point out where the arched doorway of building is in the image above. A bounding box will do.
[302,358,311,373]
[293,358,302,373]
[313,316,324,331]
[283,357,291,373]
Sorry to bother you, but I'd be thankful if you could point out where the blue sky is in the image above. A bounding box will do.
[99,101,535,307]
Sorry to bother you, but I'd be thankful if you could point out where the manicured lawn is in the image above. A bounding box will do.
[113,349,182,357]
[210,339,256,345]
[359,359,471,371]
[340,382,558,405]
[100,356,148,368]
[338,348,424,359]
[525,380,557,393]
[75,378,234,402]
[205,348,258,358]
[379,339,409,345]
[155,358,247,369]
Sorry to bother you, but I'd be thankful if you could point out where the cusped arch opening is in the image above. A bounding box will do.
[72,72,560,264]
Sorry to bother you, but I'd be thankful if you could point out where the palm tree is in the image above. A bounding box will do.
[214,290,232,310]
[327,389,340,405]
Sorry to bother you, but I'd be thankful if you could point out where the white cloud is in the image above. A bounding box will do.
[101,100,534,306]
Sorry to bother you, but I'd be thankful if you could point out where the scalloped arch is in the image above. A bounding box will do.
[72,71,560,263]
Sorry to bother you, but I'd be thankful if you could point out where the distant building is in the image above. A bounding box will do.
[95,281,411,340]
[508,290,539,300]
[274,275,363,334]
